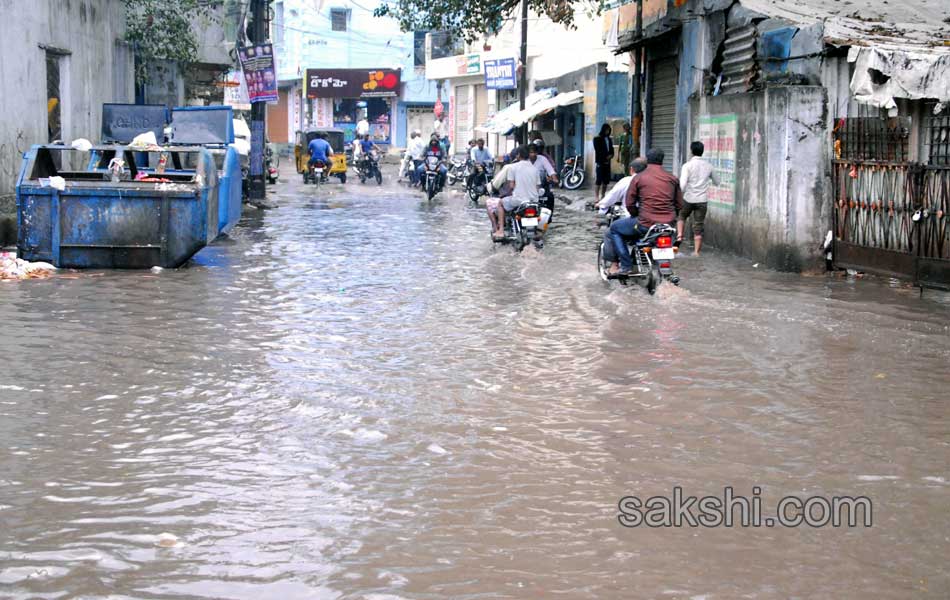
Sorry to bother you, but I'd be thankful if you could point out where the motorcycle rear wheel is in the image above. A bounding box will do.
[597,243,609,281]
[375,170,383,185]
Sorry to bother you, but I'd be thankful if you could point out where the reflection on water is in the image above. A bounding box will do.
[1,176,948,598]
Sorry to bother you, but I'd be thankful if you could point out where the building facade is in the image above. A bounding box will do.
[603,0,950,280]
[270,0,440,148]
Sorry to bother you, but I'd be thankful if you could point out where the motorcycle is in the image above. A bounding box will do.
[492,191,552,252]
[596,205,680,294]
[304,159,328,185]
[422,155,443,201]
[357,150,383,185]
[265,145,279,184]
[559,154,585,190]
[466,162,494,204]
[446,157,468,186]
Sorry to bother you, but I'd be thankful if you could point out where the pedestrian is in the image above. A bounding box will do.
[593,123,614,206]
[677,141,720,255]
[618,122,633,174]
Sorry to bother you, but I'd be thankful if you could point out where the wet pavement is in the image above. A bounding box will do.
[1,164,948,599]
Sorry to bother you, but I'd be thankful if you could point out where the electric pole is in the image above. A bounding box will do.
[518,0,528,145]
[248,0,269,202]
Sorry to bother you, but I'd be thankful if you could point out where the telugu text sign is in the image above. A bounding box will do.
[698,114,737,211]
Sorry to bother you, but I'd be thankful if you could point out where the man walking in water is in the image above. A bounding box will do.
[678,141,720,255]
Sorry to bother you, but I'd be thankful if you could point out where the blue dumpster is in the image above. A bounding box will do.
[16,144,221,269]
[170,106,243,236]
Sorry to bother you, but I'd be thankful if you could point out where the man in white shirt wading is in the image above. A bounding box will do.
[678,141,720,255]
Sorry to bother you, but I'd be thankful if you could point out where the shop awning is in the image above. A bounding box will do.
[477,90,584,135]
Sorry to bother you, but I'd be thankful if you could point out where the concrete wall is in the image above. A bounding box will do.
[690,87,830,270]
[0,0,132,246]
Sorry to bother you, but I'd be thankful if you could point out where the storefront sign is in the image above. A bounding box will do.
[306,69,401,98]
[698,114,737,211]
[238,43,278,104]
[484,58,517,90]
[456,54,482,76]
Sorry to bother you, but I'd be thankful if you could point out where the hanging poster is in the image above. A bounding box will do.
[238,43,279,104]
[313,97,333,128]
[223,70,251,111]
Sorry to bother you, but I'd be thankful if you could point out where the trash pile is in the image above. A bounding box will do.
[0,252,56,280]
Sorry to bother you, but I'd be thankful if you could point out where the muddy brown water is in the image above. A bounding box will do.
[1,170,948,599]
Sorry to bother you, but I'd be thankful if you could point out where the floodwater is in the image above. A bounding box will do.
[1,167,948,599]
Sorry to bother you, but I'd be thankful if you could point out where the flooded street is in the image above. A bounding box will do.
[1,168,948,599]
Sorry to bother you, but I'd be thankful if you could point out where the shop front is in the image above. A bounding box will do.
[304,68,401,146]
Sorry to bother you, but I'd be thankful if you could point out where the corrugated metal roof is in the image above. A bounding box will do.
[739,0,950,51]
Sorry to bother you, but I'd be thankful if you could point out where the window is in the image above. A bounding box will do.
[428,31,465,60]
[331,8,347,32]
[413,31,427,67]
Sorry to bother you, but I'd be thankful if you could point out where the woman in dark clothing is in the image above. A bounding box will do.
[593,123,614,204]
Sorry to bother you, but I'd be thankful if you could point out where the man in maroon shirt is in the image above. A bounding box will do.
[608,148,683,275]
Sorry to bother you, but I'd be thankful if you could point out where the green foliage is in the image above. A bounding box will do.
[124,0,222,85]
[374,0,606,43]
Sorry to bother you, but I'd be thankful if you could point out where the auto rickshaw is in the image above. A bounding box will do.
[295,128,347,184]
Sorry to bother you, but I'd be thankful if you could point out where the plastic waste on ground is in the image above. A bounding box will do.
[70,138,93,152]
[0,252,56,280]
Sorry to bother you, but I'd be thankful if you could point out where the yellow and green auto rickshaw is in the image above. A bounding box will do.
[295,128,348,184]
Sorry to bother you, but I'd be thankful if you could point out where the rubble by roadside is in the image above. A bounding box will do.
[0,252,56,281]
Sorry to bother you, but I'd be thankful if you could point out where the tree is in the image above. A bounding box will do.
[123,0,222,85]
[374,0,603,42]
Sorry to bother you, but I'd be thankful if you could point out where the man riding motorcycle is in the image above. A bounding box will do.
[492,145,540,240]
[307,132,334,179]
[403,130,426,186]
[598,157,647,265]
[607,148,683,276]
[466,138,494,192]
[416,134,448,191]
[529,140,558,214]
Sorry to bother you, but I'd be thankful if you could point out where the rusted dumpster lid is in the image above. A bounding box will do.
[101,104,169,144]
[169,106,235,146]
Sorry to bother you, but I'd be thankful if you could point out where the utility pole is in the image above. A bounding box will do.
[518,0,528,145]
[248,0,270,202]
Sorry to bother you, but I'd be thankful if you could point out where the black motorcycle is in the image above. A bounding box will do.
[265,145,279,184]
[466,162,494,204]
[357,151,383,185]
[422,156,443,201]
[493,198,545,252]
[597,205,680,294]
[559,154,585,190]
[446,157,468,186]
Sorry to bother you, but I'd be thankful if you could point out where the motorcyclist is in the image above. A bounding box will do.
[528,140,557,213]
[608,148,683,276]
[417,133,447,190]
[403,130,425,186]
[466,138,494,192]
[493,145,540,239]
[599,157,647,266]
[307,132,334,179]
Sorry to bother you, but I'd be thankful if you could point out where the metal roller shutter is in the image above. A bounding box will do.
[649,57,678,172]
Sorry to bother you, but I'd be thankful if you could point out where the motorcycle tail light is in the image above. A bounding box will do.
[523,207,538,218]
[656,236,673,248]
[660,262,671,269]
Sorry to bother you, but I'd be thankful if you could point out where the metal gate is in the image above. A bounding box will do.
[833,104,950,289]
[648,57,677,172]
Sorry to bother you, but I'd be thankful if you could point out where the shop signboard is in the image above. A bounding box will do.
[306,69,401,98]
[484,58,517,90]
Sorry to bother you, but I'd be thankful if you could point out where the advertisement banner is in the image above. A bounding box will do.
[238,43,278,104]
[313,97,333,128]
[223,70,251,111]
[698,114,737,211]
[484,58,517,90]
[306,69,401,98]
